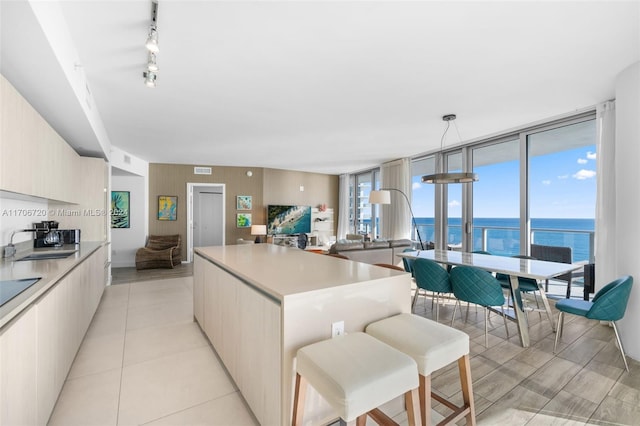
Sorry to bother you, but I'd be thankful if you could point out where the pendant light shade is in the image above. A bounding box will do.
[421,172,478,184]
[421,114,479,184]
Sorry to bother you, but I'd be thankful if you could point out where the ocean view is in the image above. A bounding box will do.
[411,217,594,262]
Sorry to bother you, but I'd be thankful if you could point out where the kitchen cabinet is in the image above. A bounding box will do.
[0,244,107,425]
[0,307,37,426]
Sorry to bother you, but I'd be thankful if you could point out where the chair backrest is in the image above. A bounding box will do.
[531,244,572,283]
[450,265,505,307]
[146,234,181,250]
[373,263,406,272]
[401,248,415,275]
[587,275,633,321]
[413,258,451,293]
[496,255,538,287]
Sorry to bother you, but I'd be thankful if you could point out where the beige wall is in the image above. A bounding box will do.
[149,164,338,260]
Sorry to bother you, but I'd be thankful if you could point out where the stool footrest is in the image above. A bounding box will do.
[368,408,399,425]
[432,391,473,426]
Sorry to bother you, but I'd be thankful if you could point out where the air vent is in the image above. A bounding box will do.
[194,166,212,175]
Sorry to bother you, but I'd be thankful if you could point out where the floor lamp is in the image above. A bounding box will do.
[369,189,425,250]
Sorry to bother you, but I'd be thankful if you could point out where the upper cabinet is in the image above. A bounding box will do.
[0,75,91,204]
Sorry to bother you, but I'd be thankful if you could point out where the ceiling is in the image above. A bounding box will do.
[1,1,638,175]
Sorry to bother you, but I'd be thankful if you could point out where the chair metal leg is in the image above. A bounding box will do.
[553,312,564,353]
[484,307,489,348]
[412,288,420,311]
[611,322,630,372]
[500,306,509,339]
[451,301,458,327]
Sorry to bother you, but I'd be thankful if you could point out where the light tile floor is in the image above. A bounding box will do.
[48,274,640,425]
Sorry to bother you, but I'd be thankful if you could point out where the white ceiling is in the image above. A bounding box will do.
[1,1,638,175]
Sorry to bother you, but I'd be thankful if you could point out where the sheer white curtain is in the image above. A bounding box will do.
[595,101,616,289]
[380,158,412,240]
[336,173,350,240]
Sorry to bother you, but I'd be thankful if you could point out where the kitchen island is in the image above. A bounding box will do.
[194,244,411,425]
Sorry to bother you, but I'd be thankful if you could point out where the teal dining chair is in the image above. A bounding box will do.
[412,258,454,322]
[554,275,633,372]
[450,265,510,347]
[495,255,553,326]
[401,247,415,276]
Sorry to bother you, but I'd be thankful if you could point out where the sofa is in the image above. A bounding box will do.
[328,239,414,265]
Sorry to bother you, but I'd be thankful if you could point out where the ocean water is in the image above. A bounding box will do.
[413,217,594,262]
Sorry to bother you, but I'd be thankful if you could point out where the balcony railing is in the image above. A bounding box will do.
[413,224,595,264]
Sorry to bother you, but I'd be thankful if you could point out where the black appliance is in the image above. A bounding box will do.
[34,221,63,248]
[60,229,81,244]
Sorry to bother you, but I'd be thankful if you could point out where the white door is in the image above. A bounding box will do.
[193,189,223,247]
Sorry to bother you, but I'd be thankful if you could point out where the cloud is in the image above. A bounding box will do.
[542,180,551,185]
[573,169,596,180]
[412,182,421,190]
[448,200,460,208]
[577,158,588,164]
[558,174,569,179]
[587,151,597,160]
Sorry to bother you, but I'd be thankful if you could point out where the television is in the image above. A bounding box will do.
[267,205,312,235]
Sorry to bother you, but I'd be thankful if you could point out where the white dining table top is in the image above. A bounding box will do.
[398,249,581,280]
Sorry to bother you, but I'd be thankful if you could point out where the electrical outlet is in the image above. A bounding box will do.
[331,321,344,338]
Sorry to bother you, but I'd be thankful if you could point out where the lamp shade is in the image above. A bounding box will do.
[251,225,267,236]
[369,190,391,204]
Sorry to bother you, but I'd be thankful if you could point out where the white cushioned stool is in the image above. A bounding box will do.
[292,332,421,426]
[366,313,475,426]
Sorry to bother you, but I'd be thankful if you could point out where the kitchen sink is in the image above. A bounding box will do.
[0,277,42,306]
[16,251,76,261]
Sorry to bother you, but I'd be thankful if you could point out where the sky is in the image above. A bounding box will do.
[411,145,597,219]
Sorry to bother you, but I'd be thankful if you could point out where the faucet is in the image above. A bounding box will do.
[3,228,39,258]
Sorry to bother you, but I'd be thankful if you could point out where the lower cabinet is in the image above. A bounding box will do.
[0,244,107,426]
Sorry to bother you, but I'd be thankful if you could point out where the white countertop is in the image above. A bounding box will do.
[0,241,106,328]
[195,244,407,302]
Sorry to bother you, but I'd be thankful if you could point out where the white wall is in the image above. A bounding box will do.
[0,195,49,248]
[111,174,147,268]
[614,61,640,360]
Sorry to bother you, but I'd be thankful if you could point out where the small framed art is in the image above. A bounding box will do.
[158,195,177,221]
[111,191,130,228]
[236,195,252,210]
[237,213,252,228]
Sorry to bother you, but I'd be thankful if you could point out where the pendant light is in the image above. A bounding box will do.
[421,114,478,184]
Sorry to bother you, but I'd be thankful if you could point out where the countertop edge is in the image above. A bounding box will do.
[0,241,108,329]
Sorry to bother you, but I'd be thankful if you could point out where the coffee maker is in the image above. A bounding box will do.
[34,221,63,248]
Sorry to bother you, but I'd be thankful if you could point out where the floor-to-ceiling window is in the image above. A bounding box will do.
[527,119,596,262]
[471,139,520,255]
[411,156,436,245]
[349,169,381,239]
[407,112,596,261]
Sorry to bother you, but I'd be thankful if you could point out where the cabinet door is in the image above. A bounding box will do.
[0,307,37,426]
[35,284,63,425]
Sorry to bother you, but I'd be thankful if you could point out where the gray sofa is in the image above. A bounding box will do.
[328,239,414,265]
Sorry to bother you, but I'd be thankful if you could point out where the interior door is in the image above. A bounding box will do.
[193,189,223,247]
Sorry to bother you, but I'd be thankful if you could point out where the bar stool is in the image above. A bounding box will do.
[292,332,421,426]
[365,313,475,426]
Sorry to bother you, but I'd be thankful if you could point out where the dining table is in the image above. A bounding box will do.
[397,249,582,347]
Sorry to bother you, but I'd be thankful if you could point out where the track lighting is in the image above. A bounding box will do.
[145,27,159,53]
[143,1,159,87]
[147,52,159,72]
[143,71,157,88]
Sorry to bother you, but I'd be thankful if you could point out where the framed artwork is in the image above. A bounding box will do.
[158,195,177,221]
[236,195,252,210]
[111,191,130,228]
[237,213,252,228]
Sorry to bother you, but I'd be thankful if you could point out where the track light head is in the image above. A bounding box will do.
[145,26,159,53]
[143,71,157,88]
[147,52,159,72]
